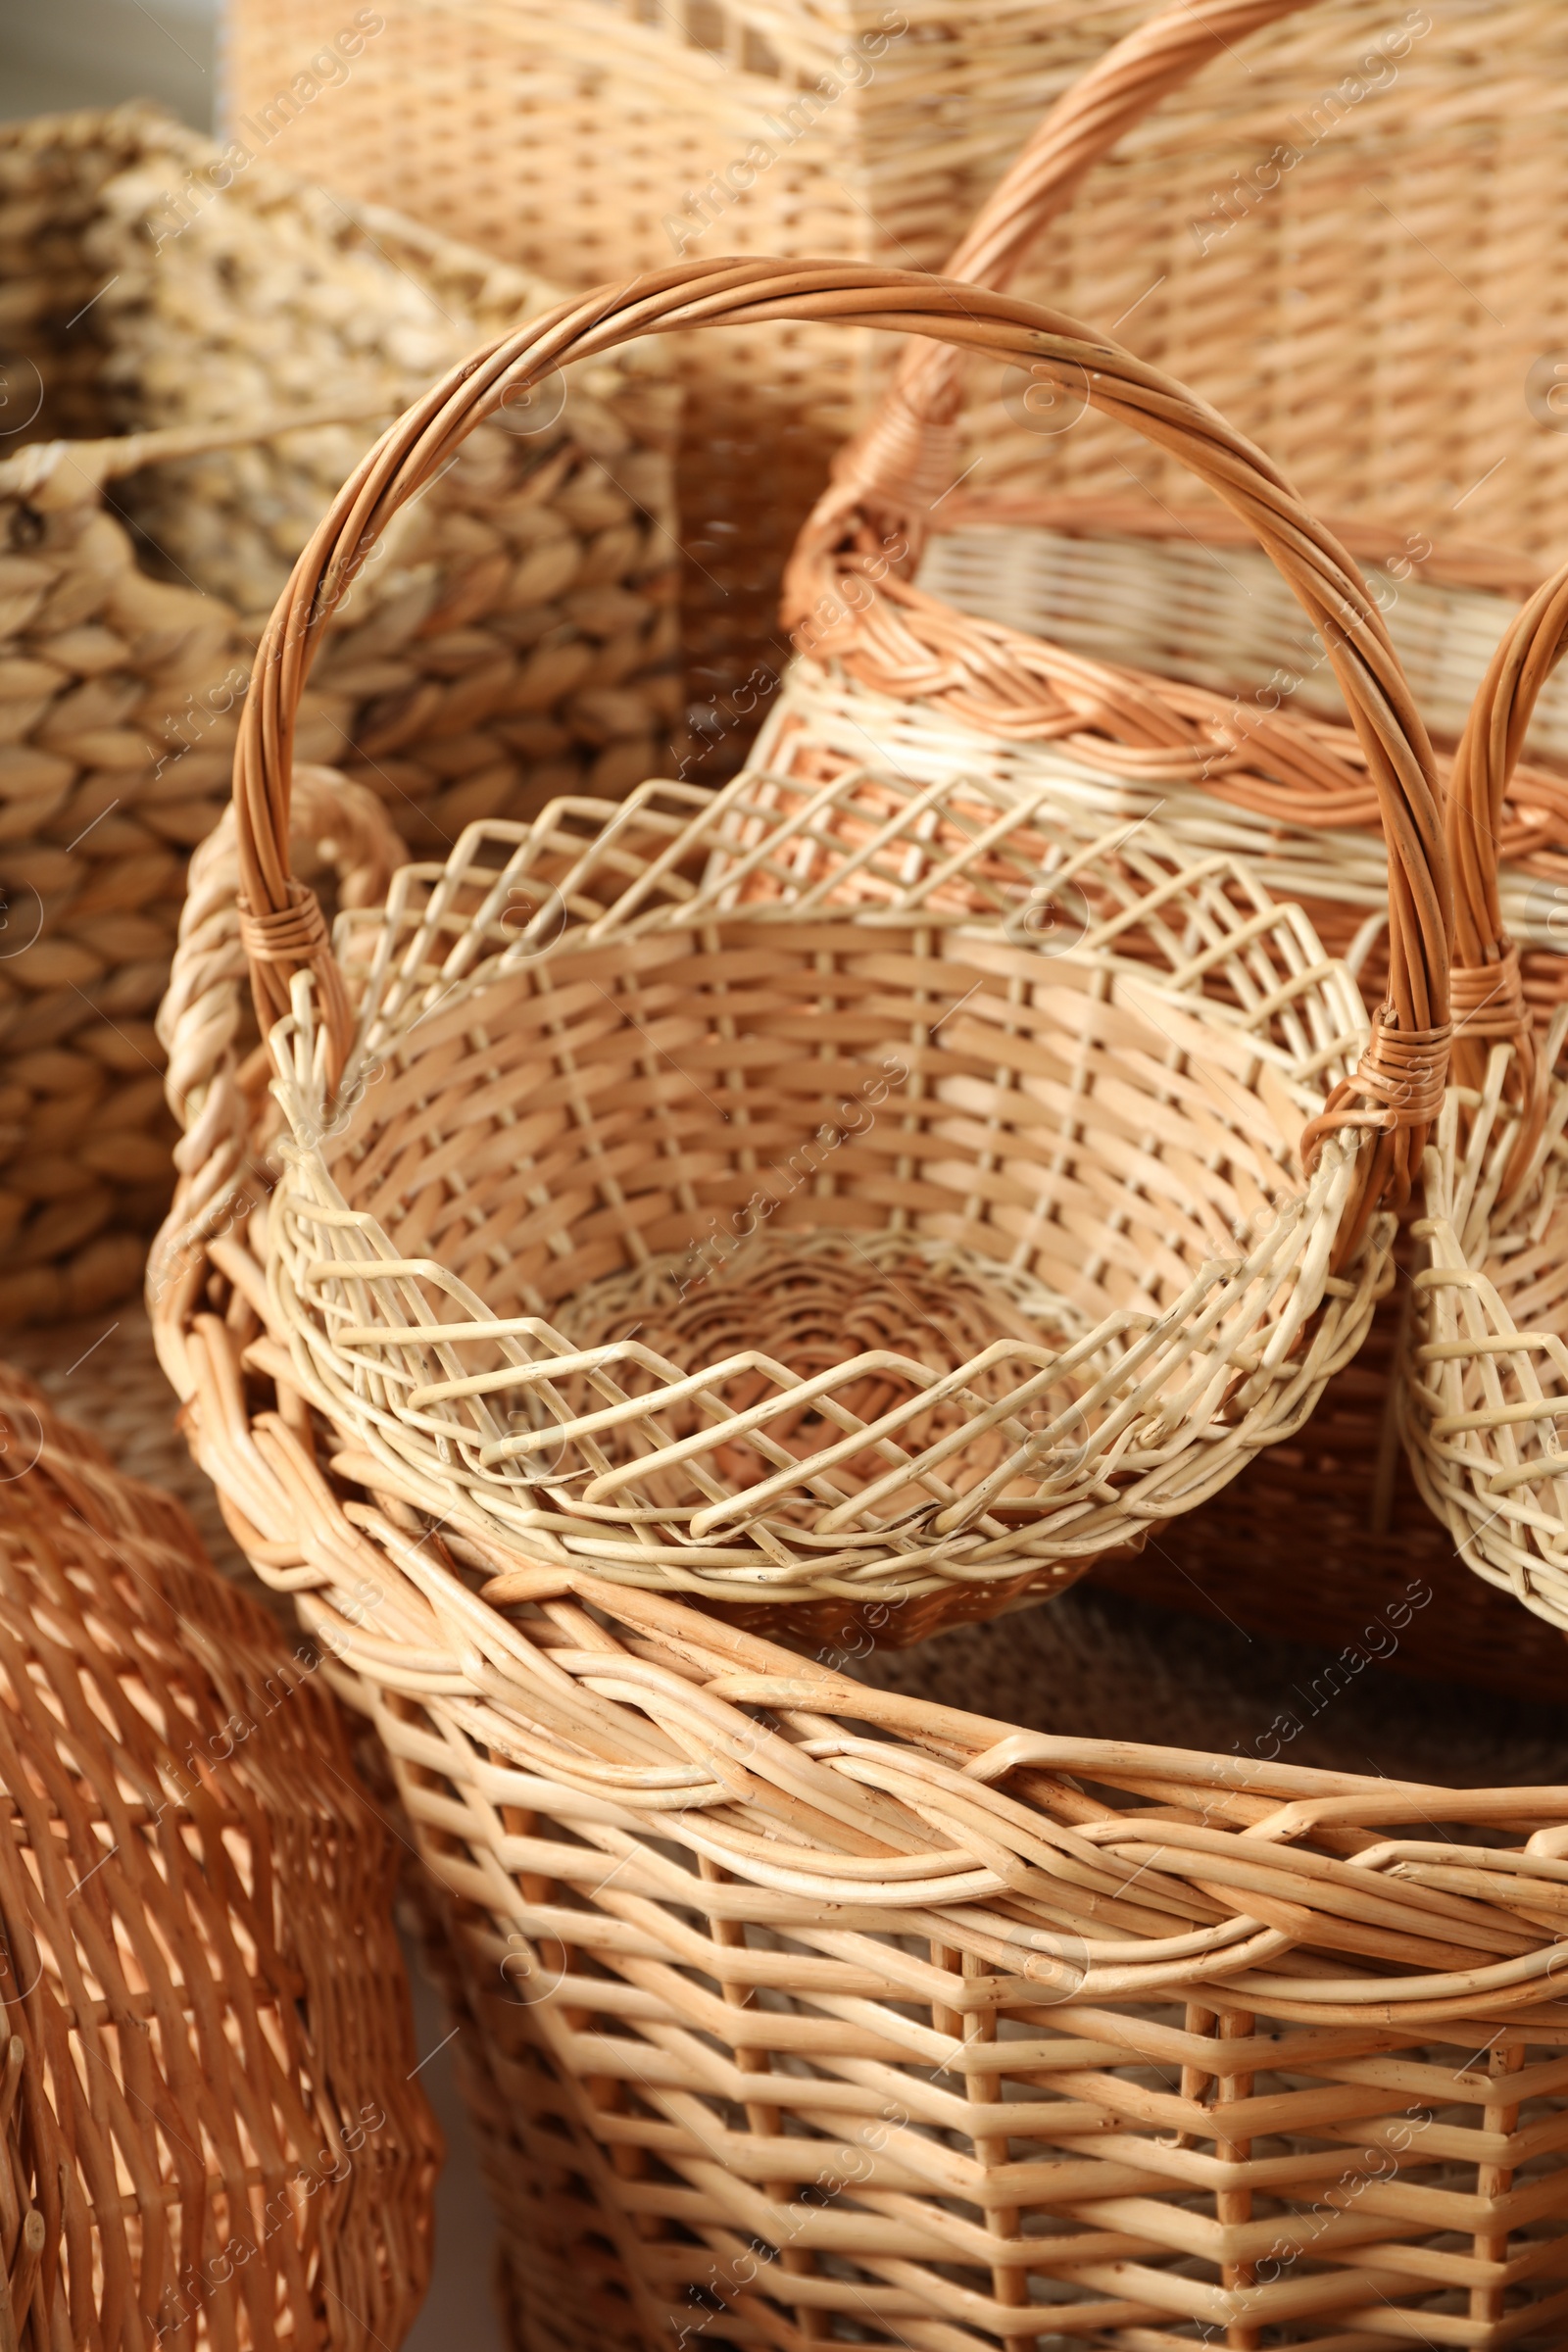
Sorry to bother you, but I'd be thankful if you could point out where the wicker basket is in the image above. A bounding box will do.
[0,1355,440,2349]
[223,0,1161,770]
[751,0,1568,1676]
[1404,562,1568,1639]
[115,1454,1568,2350]
[149,260,1459,1647]
[770,0,1568,1011]
[0,102,677,1328]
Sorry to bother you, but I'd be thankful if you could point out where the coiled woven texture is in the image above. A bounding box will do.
[0,1360,439,2349]
[0,103,677,1330]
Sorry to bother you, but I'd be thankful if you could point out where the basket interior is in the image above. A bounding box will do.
[302,808,1364,1546]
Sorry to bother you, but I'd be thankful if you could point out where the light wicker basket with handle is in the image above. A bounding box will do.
[0,103,678,1331]
[755,0,1568,1682]
[1404,564,1568,1639]
[775,0,1568,1024]
[148,257,1451,1645]
[0,1357,440,2350]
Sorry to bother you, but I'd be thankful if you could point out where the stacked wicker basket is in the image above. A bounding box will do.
[131,236,1568,2352]
[0,2,1564,2347]
[224,0,1154,765]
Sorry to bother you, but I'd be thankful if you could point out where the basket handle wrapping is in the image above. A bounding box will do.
[1445,564,1568,1131]
[231,257,1446,1230]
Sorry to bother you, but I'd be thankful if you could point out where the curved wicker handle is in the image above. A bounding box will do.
[1445,564,1568,1116]
[828,0,1323,541]
[233,256,1446,1223]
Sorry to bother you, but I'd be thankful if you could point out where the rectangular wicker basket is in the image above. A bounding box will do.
[222,0,1149,766]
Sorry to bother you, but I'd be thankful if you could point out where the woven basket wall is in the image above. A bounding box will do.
[0,1358,440,2349]
[0,104,677,1328]
[222,0,1151,768]
[940,0,1568,569]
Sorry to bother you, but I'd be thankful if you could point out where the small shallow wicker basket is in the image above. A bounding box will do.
[0,1357,440,2349]
[0,104,677,1328]
[149,259,1455,1645]
[1404,563,1568,1639]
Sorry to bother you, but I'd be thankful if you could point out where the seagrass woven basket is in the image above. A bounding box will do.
[148,259,1459,1648]
[0,1356,440,2349]
[0,103,676,1327]
[1404,563,1568,1639]
[224,0,1155,771]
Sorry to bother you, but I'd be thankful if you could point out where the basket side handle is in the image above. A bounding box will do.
[830,0,1324,547]
[230,257,1446,1232]
[1446,564,1568,1129]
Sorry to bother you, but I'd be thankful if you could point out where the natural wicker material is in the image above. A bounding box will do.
[772,0,1568,1019]
[0,1357,440,2349]
[1405,563,1568,1638]
[148,259,1460,1642]
[100,1467,1568,2350]
[224,0,1164,771]
[920,509,1568,1017]
[0,103,677,1328]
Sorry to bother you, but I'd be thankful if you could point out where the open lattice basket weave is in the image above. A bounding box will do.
[148,259,1463,1644]
[0,1358,440,2349]
[1404,558,1568,1638]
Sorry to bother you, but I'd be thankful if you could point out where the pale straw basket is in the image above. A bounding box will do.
[0,103,677,1326]
[0,1357,440,2350]
[149,259,1450,1646]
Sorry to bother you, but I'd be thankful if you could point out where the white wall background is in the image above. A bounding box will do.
[0,0,218,127]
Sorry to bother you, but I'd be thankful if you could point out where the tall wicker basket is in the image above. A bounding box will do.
[0,1357,440,2349]
[0,104,676,1328]
[224,0,1153,767]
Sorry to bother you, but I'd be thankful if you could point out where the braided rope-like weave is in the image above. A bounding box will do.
[102,1302,1568,2348]
[0,1359,440,2348]
[0,103,677,1329]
